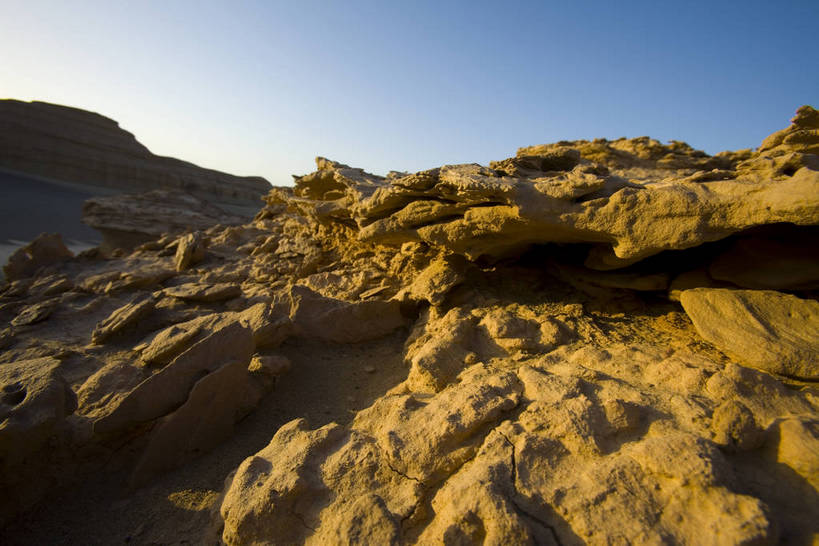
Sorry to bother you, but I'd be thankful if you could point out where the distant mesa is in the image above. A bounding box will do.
[0,99,271,207]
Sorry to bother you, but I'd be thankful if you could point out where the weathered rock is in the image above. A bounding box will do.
[93,322,254,435]
[77,263,176,294]
[279,107,819,271]
[711,399,764,452]
[766,416,819,490]
[289,285,408,343]
[248,355,291,379]
[91,295,155,344]
[131,358,263,485]
[2,233,73,281]
[395,253,468,306]
[2,106,819,545]
[0,357,76,467]
[174,231,207,272]
[0,99,270,206]
[680,288,819,379]
[164,282,242,302]
[0,357,76,524]
[219,420,347,546]
[83,190,248,251]
[136,303,291,366]
[10,300,55,326]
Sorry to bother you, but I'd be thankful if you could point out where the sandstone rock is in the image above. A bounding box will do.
[395,253,468,306]
[680,288,819,379]
[356,364,521,484]
[237,302,293,349]
[93,322,254,435]
[219,419,348,545]
[136,303,291,366]
[164,282,242,302]
[83,190,248,251]
[0,357,76,467]
[90,295,155,344]
[289,285,408,343]
[281,108,818,270]
[668,268,735,302]
[767,416,819,490]
[711,399,764,452]
[174,231,206,272]
[10,300,55,326]
[77,263,176,294]
[131,358,262,485]
[0,99,270,206]
[137,319,208,366]
[2,233,73,281]
[0,357,76,524]
[248,355,291,378]
[404,307,479,392]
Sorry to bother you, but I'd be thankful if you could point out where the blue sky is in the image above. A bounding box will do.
[2,0,817,185]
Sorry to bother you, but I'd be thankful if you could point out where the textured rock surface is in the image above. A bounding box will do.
[680,288,819,379]
[0,99,270,205]
[82,190,248,251]
[0,105,818,544]
[2,233,73,281]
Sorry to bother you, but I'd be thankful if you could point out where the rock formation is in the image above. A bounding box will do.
[0,100,270,206]
[81,190,250,251]
[0,106,817,544]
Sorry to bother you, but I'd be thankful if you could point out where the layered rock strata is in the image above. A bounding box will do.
[0,106,817,544]
[0,99,270,206]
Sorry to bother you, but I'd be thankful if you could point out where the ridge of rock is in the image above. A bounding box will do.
[0,105,817,544]
[0,99,271,206]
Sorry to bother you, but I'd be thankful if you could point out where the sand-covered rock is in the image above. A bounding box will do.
[1,105,818,544]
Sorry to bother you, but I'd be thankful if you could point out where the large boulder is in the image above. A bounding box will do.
[680,288,819,379]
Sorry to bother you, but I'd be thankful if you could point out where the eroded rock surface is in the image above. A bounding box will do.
[1,105,818,544]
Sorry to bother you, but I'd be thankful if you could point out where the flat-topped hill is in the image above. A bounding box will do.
[0,100,270,206]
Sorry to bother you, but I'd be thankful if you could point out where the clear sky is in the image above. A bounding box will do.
[2,0,817,185]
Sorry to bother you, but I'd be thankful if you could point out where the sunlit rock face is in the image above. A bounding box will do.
[1,106,818,545]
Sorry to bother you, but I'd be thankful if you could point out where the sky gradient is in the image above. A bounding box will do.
[2,0,817,185]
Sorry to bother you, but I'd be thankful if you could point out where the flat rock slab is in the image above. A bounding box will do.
[680,288,819,379]
[164,282,242,302]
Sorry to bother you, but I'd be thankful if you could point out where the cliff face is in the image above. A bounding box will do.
[0,106,818,545]
[0,100,270,206]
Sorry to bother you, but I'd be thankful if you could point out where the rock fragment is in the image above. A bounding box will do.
[164,282,242,302]
[289,285,407,343]
[91,295,155,344]
[2,233,73,281]
[174,231,206,272]
[93,321,254,435]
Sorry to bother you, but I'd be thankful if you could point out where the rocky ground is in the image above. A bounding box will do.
[0,106,817,545]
